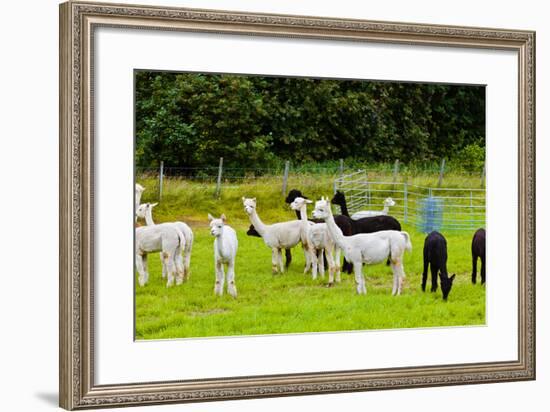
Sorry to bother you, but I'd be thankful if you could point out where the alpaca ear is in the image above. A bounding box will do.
[305,199,313,204]
[207,213,214,221]
[450,274,456,282]
[242,197,246,202]
[252,197,256,202]
[150,202,158,208]
[221,213,227,222]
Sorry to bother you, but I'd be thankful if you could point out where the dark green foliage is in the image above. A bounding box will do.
[135,71,485,169]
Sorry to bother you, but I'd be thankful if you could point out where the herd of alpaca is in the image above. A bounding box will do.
[134,183,486,300]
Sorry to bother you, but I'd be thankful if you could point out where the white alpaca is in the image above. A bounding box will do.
[351,197,396,220]
[136,202,194,280]
[290,197,337,282]
[313,197,412,295]
[242,197,303,274]
[135,224,185,287]
[208,214,238,297]
[135,184,145,221]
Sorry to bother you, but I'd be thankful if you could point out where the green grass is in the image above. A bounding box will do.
[135,175,486,339]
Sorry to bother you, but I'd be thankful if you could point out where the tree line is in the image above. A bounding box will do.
[135,71,485,171]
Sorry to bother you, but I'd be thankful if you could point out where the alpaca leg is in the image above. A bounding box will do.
[277,248,285,273]
[318,250,325,278]
[391,264,399,296]
[184,249,191,280]
[472,255,478,284]
[286,248,292,268]
[271,248,279,274]
[310,248,318,280]
[175,254,185,285]
[430,264,438,292]
[481,256,486,284]
[392,260,405,296]
[353,261,366,295]
[303,244,311,274]
[163,252,176,287]
[136,253,148,286]
[214,261,225,296]
[421,254,429,292]
[326,248,336,285]
[334,248,341,282]
[227,260,237,298]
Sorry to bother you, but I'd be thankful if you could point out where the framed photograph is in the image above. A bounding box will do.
[59,1,535,409]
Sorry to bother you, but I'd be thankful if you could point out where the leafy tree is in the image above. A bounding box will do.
[135,72,485,170]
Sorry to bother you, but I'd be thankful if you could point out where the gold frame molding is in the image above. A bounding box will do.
[59,1,536,409]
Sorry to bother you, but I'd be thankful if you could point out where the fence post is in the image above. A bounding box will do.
[392,159,400,183]
[215,157,223,198]
[438,158,446,187]
[404,181,408,224]
[481,162,486,187]
[282,160,290,196]
[158,161,164,200]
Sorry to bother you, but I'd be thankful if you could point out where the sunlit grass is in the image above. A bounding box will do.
[135,221,485,339]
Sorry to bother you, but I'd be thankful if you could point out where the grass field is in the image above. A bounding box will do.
[135,173,486,340]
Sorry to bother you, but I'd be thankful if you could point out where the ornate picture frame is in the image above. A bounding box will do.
[59,1,535,409]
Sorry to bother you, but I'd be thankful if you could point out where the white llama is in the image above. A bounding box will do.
[136,202,194,280]
[290,197,337,282]
[313,197,412,295]
[208,214,238,297]
[351,197,396,220]
[135,183,145,221]
[242,197,303,274]
[135,223,185,287]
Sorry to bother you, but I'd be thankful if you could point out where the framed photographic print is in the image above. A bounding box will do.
[59,1,535,409]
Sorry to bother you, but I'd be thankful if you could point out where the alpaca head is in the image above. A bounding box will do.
[135,183,145,195]
[290,196,312,211]
[135,202,158,220]
[285,189,305,204]
[242,197,257,215]
[331,191,345,206]
[208,213,227,237]
[312,197,332,220]
[246,224,261,237]
[440,273,456,300]
[384,197,396,207]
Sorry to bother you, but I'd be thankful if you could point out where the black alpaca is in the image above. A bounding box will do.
[246,225,292,269]
[471,228,486,284]
[285,189,353,273]
[331,191,402,234]
[422,231,456,300]
[331,191,402,270]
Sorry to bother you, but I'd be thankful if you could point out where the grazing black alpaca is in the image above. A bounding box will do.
[285,189,354,273]
[471,228,486,284]
[422,231,456,300]
[246,225,292,268]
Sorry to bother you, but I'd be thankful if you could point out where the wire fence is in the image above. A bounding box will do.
[137,160,485,232]
[335,170,485,232]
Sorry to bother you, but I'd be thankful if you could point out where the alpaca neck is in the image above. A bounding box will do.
[324,210,346,250]
[145,209,155,226]
[298,205,309,229]
[216,230,226,256]
[382,205,389,214]
[248,209,268,236]
[339,199,350,217]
